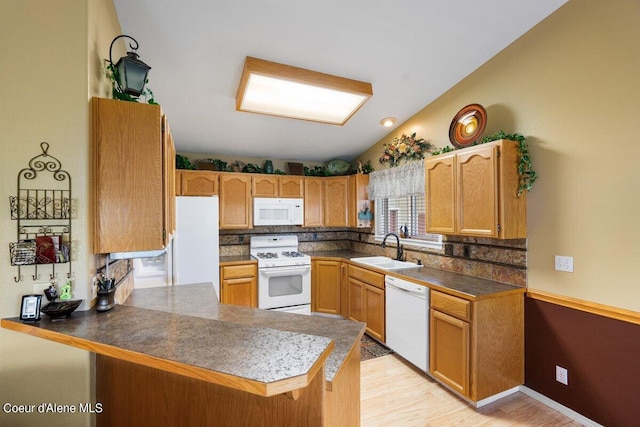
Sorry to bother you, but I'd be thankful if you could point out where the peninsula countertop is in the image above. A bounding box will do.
[124,283,366,384]
[1,283,365,396]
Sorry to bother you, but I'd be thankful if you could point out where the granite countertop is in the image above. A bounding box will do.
[307,249,525,300]
[125,283,366,383]
[1,283,368,395]
[220,254,256,264]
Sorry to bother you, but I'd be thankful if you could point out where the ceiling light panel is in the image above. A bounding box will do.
[236,57,373,125]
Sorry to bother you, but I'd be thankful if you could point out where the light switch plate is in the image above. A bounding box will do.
[555,255,574,272]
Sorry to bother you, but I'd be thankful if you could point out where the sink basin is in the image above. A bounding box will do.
[350,256,423,271]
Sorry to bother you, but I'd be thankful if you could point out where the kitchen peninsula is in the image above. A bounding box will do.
[1,284,365,426]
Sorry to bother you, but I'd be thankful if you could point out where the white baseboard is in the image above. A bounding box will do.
[519,386,604,427]
[474,386,519,408]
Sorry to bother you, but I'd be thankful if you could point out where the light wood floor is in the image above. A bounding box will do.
[361,354,584,427]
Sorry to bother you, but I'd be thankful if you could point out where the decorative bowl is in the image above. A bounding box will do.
[326,159,351,175]
[41,300,82,319]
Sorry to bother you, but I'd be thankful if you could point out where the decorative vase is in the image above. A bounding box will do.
[264,160,274,174]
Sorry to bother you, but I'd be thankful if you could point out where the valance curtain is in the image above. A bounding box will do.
[368,159,425,200]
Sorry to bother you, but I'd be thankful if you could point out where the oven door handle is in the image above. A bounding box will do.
[259,266,311,276]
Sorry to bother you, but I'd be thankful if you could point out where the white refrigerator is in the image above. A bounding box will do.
[173,196,220,299]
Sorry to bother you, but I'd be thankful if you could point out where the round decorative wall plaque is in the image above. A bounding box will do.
[448,103,487,148]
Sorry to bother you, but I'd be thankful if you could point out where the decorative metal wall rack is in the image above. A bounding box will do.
[9,142,73,282]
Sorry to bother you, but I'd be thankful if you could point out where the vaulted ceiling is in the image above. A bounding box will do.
[113,0,568,162]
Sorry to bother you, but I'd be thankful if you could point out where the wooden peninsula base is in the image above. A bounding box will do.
[96,340,361,427]
[96,355,324,426]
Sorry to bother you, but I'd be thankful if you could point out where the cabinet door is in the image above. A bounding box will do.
[312,260,341,315]
[175,171,183,196]
[304,178,324,227]
[324,176,349,227]
[252,175,279,197]
[348,174,370,227]
[347,277,365,323]
[92,97,164,253]
[340,263,349,318]
[181,171,219,196]
[221,277,257,307]
[430,309,470,397]
[364,284,385,342]
[279,176,304,198]
[163,117,176,242]
[425,153,456,234]
[219,174,252,229]
[456,144,498,237]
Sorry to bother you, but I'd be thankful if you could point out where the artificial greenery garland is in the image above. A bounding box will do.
[431,131,537,197]
[481,131,537,196]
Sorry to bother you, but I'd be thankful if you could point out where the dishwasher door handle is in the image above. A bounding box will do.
[385,277,427,295]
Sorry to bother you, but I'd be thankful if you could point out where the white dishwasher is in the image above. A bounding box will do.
[385,275,429,372]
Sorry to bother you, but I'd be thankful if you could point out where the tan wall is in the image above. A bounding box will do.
[178,151,324,174]
[357,0,640,312]
[0,0,120,425]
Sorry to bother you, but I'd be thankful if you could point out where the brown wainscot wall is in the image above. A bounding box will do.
[525,294,640,427]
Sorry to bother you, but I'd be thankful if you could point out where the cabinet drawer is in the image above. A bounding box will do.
[221,264,256,280]
[431,290,471,321]
[348,264,384,289]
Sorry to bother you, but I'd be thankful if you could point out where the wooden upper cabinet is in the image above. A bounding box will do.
[92,97,168,253]
[348,174,369,228]
[180,170,219,196]
[279,176,304,198]
[163,117,176,242]
[425,139,526,239]
[252,175,303,198]
[175,170,183,196]
[324,176,349,227]
[304,177,324,227]
[457,144,498,237]
[252,175,278,197]
[219,173,252,229]
[425,153,456,234]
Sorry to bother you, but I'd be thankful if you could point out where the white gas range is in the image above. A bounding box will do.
[250,235,311,315]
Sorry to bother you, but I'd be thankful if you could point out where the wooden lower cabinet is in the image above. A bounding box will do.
[312,259,342,315]
[430,309,470,396]
[363,284,385,342]
[429,289,523,402]
[347,265,385,342]
[220,263,257,308]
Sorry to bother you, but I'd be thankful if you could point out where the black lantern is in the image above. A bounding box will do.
[109,35,151,97]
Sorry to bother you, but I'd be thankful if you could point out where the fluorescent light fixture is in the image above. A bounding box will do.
[236,57,373,125]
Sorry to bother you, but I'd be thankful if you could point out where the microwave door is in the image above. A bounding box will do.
[256,204,291,225]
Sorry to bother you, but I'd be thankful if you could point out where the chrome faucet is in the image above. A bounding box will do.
[381,232,404,261]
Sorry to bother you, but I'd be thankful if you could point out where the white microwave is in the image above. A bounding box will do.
[253,198,304,226]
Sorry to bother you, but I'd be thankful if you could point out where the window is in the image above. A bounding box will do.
[375,195,442,249]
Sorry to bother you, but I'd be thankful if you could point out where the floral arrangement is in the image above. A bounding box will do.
[379,133,434,167]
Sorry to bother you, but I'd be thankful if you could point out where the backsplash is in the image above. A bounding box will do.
[220,227,527,287]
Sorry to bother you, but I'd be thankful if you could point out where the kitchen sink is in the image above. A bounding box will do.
[350,256,423,271]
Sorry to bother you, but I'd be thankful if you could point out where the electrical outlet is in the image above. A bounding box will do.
[33,282,51,295]
[554,255,574,272]
[556,365,568,385]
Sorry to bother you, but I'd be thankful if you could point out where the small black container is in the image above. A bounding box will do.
[96,288,116,312]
